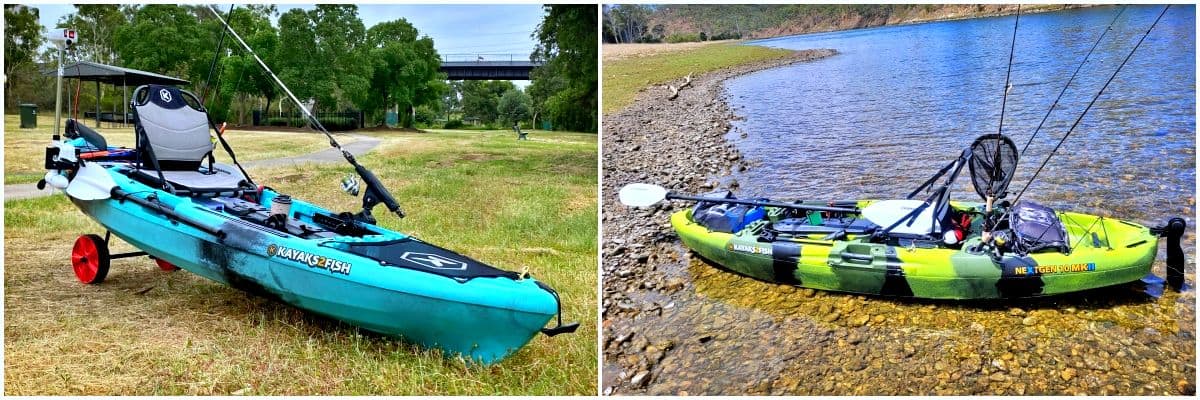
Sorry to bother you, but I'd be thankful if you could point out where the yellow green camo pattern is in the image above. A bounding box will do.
[671,201,1158,299]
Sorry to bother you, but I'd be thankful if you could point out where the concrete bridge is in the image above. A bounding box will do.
[440,54,542,80]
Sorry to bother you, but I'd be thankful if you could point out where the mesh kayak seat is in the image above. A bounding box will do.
[129,85,249,195]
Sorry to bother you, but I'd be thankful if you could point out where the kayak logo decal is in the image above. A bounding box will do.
[267,244,351,275]
[727,243,773,255]
[158,88,172,103]
[400,252,468,271]
[1013,262,1095,276]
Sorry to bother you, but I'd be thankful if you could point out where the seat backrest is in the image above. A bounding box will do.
[132,85,212,169]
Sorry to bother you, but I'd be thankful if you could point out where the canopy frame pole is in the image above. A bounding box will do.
[94,80,100,128]
[122,78,127,128]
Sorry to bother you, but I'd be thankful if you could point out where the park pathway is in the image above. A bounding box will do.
[4,134,381,201]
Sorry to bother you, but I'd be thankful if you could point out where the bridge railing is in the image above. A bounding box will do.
[441,53,532,63]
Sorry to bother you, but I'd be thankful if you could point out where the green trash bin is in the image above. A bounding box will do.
[19,104,38,128]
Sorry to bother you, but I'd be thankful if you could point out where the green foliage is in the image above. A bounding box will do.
[56,5,128,66]
[442,80,463,119]
[461,80,515,125]
[664,32,701,43]
[414,104,439,126]
[362,18,445,128]
[275,6,370,110]
[275,9,320,102]
[4,5,45,112]
[497,88,532,127]
[219,6,279,120]
[114,5,214,84]
[530,5,597,133]
[442,119,464,129]
[602,4,653,44]
[611,4,1041,42]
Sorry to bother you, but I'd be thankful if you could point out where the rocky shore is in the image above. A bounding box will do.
[600,48,1195,396]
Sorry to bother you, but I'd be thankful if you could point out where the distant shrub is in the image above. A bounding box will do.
[665,33,701,43]
[443,119,464,129]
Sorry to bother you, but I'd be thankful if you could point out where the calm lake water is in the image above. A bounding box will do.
[727,5,1195,218]
[616,5,1194,395]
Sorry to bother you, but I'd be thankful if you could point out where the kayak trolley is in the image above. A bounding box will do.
[70,231,177,284]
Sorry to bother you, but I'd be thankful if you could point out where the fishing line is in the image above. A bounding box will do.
[1020,6,1128,156]
[1012,5,1170,204]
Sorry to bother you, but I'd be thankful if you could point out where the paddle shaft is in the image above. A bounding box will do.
[665,193,857,213]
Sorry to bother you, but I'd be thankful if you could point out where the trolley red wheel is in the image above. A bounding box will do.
[71,234,110,284]
[155,258,180,271]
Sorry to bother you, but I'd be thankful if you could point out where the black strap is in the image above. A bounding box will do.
[129,102,173,194]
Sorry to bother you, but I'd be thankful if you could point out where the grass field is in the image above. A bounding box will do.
[602,42,796,114]
[3,128,598,395]
[3,115,343,184]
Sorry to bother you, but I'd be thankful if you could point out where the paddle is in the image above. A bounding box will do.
[618,183,858,213]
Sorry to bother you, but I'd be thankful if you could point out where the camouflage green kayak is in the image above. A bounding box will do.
[621,135,1186,300]
[671,200,1169,299]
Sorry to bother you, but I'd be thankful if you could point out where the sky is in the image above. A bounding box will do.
[31,3,545,84]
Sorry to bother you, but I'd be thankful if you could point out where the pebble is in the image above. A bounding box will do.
[1021,316,1037,326]
[631,371,651,387]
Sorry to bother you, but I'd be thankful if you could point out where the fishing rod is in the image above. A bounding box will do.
[1019,6,1127,156]
[201,4,233,105]
[987,4,1020,211]
[206,5,405,222]
[1012,5,1170,204]
[197,4,255,188]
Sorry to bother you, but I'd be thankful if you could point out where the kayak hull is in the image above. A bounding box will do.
[68,166,557,364]
[671,202,1159,300]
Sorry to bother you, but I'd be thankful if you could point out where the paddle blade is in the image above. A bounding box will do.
[618,183,668,207]
[65,161,116,201]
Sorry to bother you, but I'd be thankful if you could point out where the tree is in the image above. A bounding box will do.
[602,4,650,43]
[57,5,129,66]
[114,5,213,83]
[218,5,279,124]
[275,8,321,108]
[441,80,463,121]
[497,88,531,128]
[4,5,44,110]
[311,5,370,109]
[461,80,514,125]
[362,18,444,128]
[531,5,597,132]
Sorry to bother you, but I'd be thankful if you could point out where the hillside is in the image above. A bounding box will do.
[604,4,1093,43]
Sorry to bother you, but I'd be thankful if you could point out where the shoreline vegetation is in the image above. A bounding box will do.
[603,4,1095,45]
[602,42,801,114]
